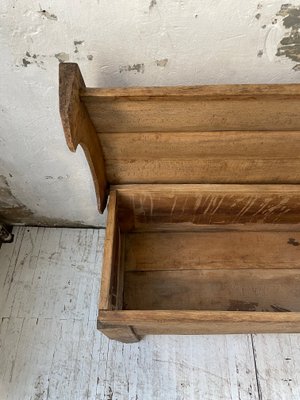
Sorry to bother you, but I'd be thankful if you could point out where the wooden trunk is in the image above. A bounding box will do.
[59,63,300,343]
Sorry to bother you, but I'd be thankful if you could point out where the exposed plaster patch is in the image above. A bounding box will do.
[22,58,31,67]
[257,49,264,57]
[74,40,84,53]
[55,52,69,63]
[149,0,157,10]
[45,175,69,180]
[156,58,168,67]
[21,52,45,68]
[276,4,300,63]
[119,63,145,73]
[38,8,57,21]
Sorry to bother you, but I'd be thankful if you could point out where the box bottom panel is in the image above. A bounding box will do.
[123,268,300,311]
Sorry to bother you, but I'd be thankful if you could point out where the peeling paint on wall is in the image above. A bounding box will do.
[119,63,145,73]
[21,52,45,68]
[156,58,168,67]
[74,40,84,53]
[276,4,300,64]
[149,0,157,11]
[38,9,58,21]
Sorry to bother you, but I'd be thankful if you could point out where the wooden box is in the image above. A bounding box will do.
[60,63,300,343]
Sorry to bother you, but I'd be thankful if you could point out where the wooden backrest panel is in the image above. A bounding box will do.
[59,63,300,216]
[99,131,300,184]
[82,89,300,133]
[81,84,300,185]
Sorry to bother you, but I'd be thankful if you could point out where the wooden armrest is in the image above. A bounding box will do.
[59,63,108,213]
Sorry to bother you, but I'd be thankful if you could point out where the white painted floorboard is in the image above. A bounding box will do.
[0,227,298,399]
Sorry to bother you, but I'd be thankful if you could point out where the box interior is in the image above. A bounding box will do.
[110,186,300,313]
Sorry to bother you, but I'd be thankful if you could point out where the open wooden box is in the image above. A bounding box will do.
[60,63,300,342]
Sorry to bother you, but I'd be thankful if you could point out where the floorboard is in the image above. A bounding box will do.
[0,227,298,399]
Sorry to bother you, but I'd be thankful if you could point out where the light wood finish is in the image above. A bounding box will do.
[98,191,118,311]
[115,184,300,228]
[99,131,300,184]
[81,86,300,133]
[81,84,300,98]
[97,321,139,343]
[59,63,108,212]
[123,269,300,311]
[124,231,300,271]
[99,310,300,335]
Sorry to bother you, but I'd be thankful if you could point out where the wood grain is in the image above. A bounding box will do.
[99,131,300,184]
[99,191,118,311]
[82,84,300,98]
[83,96,300,133]
[59,63,108,212]
[115,184,300,228]
[124,231,300,271]
[123,269,300,311]
[100,310,300,335]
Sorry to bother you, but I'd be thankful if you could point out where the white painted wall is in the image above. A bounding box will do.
[0,0,299,226]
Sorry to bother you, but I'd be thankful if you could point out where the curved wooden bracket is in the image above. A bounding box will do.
[59,63,108,213]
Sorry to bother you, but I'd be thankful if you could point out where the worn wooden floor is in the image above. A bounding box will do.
[0,227,299,400]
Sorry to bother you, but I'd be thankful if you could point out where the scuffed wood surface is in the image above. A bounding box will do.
[115,184,300,228]
[0,227,299,399]
[59,63,108,213]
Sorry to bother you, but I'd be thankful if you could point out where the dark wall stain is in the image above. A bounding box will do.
[156,58,168,67]
[38,9,57,20]
[87,54,93,61]
[257,49,263,57]
[0,175,33,224]
[149,0,157,10]
[0,176,99,227]
[276,4,300,63]
[119,63,145,73]
[21,52,45,68]
[293,63,300,70]
[74,40,84,53]
[255,13,261,20]
[22,58,31,67]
